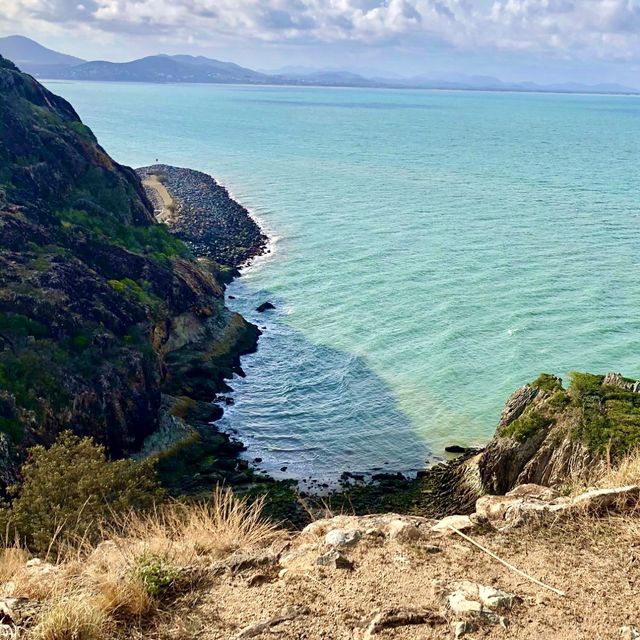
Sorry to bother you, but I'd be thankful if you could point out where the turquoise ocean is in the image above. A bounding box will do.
[45,81,640,484]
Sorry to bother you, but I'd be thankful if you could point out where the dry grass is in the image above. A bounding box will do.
[5,482,640,639]
[0,487,280,638]
[0,544,29,584]
[110,487,279,562]
[31,593,107,640]
[564,446,640,500]
[595,448,640,488]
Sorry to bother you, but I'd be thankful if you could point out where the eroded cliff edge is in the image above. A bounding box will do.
[0,55,260,489]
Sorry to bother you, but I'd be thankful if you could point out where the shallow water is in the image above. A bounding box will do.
[46,81,640,482]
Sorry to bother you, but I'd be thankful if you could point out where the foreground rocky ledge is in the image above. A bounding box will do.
[3,484,640,639]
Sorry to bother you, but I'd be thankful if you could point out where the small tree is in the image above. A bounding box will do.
[2,431,163,553]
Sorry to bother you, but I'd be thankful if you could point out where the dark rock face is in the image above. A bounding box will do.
[0,55,259,485]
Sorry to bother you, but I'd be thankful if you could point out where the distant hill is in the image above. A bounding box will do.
[1,35,637,94]
[407,73,638,94]
[64,54,271,84]
[275,70,373,87]
[0,35,85,76]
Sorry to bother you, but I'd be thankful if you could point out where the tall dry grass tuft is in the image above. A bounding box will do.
[0,541,67,601]
[561,446,640,515]
[180,487,279,558]
[92,569,155,621]
[593,448,640,489]
[111,487,279,562]
[0,544,29,584]
[1,487,281,637]
[31,593,106,640]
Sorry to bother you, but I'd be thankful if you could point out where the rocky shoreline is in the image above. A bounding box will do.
[137,164,268,272]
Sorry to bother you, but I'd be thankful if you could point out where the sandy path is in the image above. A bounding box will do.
[142,174,177,224]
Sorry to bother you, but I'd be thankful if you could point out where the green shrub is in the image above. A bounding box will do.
[0,348,71,416]
[55,208,188,265]
[569,372,604,398]
[0,416,23,443]
[107,278,163,312]
[548,389,571,409]
[531,373,563,393]
[1,432,163,553]
[0,313,48,338]
[132,553,179,597]
[502,409,550,442]
[567,371,640,457]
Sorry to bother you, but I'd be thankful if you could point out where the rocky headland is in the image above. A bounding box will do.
[136,164,268,274]
[0,54,270,498]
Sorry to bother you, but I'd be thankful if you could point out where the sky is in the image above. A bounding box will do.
[1,0,640,85]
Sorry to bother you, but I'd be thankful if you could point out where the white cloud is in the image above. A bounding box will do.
[2,0,640,59]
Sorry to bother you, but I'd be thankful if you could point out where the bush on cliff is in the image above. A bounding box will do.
[0,431,163,553]
[569,372,640,457]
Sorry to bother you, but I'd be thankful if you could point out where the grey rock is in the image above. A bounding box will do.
[387,520,421,542]
[316,549,353,570]
[432,514,475,535]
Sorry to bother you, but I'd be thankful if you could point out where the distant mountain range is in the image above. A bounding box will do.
[1,35,638,95]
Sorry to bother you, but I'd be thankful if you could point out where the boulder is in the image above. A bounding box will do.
[256,301,275,313]
[572,485,640,510]
[303,513,431,539]
[437,580,519,627]
[475,484,640,530]
[387,520,421,542]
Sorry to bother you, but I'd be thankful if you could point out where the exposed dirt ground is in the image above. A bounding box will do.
[149,514,640,640]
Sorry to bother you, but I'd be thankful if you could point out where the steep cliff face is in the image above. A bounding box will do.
[0,55,258,486]
[470,372,640,496]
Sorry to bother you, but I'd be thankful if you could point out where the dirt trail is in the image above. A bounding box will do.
[142,173,177,224]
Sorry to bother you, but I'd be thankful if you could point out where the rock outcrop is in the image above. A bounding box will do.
[454,372,640,499]
[137,164,267,268]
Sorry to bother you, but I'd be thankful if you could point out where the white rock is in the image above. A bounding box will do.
[324,528,361,547]
[387,520,421,542]
[573,485,640,509]
[431,515,475,535]
[621,626,640,639]
[443,581,518,626]
[25,558,42,567]
[448,590,483,616]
